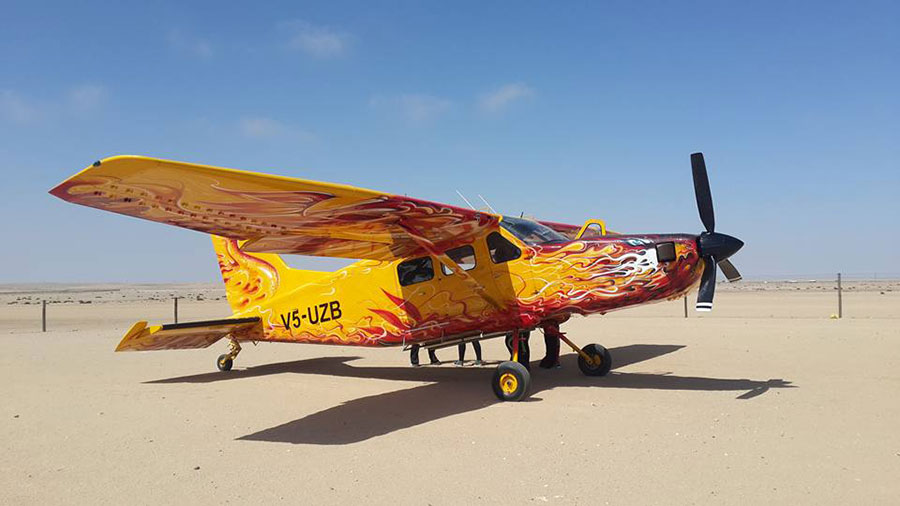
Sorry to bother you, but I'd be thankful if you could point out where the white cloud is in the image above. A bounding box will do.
[166,29,213,59]
[239,117,316,142]
[0,85,105,125]
[0,90,43,124]
[369,94,452,123]
[68,84,106,112]
[281,20,350,58]
[478,83,535,112]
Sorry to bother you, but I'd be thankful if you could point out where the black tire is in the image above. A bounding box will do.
[216,354,233,372]
[491,361,531,401]
[577,343,612,376]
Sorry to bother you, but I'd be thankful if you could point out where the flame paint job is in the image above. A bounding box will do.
[50,156,706,352]
[49,156,498,261]
[210,231,702,348]
[520,235,702,317]
[212,234,525,347]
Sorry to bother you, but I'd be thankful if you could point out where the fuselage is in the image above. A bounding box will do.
[219,228,704,347]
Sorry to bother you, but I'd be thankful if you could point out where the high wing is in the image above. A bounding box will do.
[50,156,500,260]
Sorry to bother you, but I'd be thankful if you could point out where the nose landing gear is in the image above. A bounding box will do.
[575,343,612,376]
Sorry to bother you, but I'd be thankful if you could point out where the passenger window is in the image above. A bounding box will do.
[441,245,477,275]
[487,232,521,264]
[398,257,434,286]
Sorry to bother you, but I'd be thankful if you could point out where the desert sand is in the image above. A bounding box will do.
[2,282,899,504]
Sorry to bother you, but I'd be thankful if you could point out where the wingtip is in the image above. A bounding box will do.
[48,180,72,199]
[48,157,107,198]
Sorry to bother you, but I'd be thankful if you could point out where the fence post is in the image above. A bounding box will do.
[42,300,47,332]
[837,272,842,319]
[174,297,179,324]
[683,296,688,318]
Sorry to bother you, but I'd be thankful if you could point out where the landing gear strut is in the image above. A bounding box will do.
[556,333,612,376]
[217,338,241,372]
[493,330,532,401]
[491,330,613,401]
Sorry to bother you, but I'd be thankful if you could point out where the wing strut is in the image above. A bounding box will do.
[398,220,505,311]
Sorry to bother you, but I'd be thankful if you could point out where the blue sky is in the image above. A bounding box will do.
[1,1,897,282]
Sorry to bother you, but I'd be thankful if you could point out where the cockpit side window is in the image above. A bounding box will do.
[487,232,521,264]
[441,245,477,275]
[398,257,434,286]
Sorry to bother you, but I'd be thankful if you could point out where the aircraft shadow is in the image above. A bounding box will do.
[147,344,794,445]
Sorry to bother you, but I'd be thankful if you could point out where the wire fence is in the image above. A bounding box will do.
[741,272,900,282]
[5,272,898,333]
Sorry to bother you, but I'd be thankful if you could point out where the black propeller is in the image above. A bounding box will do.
[691,153,715,234]
[690,152,744,311]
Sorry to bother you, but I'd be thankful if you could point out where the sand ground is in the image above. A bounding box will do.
[1,283,899,504]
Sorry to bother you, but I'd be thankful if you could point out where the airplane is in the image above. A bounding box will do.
[49,152,743,401]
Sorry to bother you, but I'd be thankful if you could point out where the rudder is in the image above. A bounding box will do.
[211,236,328,313]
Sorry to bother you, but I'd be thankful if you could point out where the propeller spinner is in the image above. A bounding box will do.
[690,152,744,311]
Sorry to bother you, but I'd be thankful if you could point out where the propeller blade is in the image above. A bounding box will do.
[696,256,716,311]
[691,152,715,233]
[718,258,742,282]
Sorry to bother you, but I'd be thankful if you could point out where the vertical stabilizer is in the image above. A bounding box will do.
[211,236,328,314]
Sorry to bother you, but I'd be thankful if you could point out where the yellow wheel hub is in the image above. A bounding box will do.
[499,372,519,395]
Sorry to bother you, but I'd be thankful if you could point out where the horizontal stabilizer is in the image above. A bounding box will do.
[116,317,261,352]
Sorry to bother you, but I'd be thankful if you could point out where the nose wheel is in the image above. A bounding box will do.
[577,343,612,376]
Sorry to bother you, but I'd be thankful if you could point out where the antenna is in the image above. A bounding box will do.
[455,190,476,210]
[477,194,497,214]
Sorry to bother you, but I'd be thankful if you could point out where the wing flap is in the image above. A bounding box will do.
[116,317,262,352]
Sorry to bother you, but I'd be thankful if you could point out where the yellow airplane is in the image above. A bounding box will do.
[50,153,743,401]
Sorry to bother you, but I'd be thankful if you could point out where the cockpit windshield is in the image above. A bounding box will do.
[499,216,569,246]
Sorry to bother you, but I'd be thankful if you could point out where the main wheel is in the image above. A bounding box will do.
[216,354,233,372]
[492,361,531,401]
[577,343,612,376]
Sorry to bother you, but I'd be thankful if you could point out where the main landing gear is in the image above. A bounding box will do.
[492,361,530,401]
[216,338,241,372]
[491,330,612,401]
